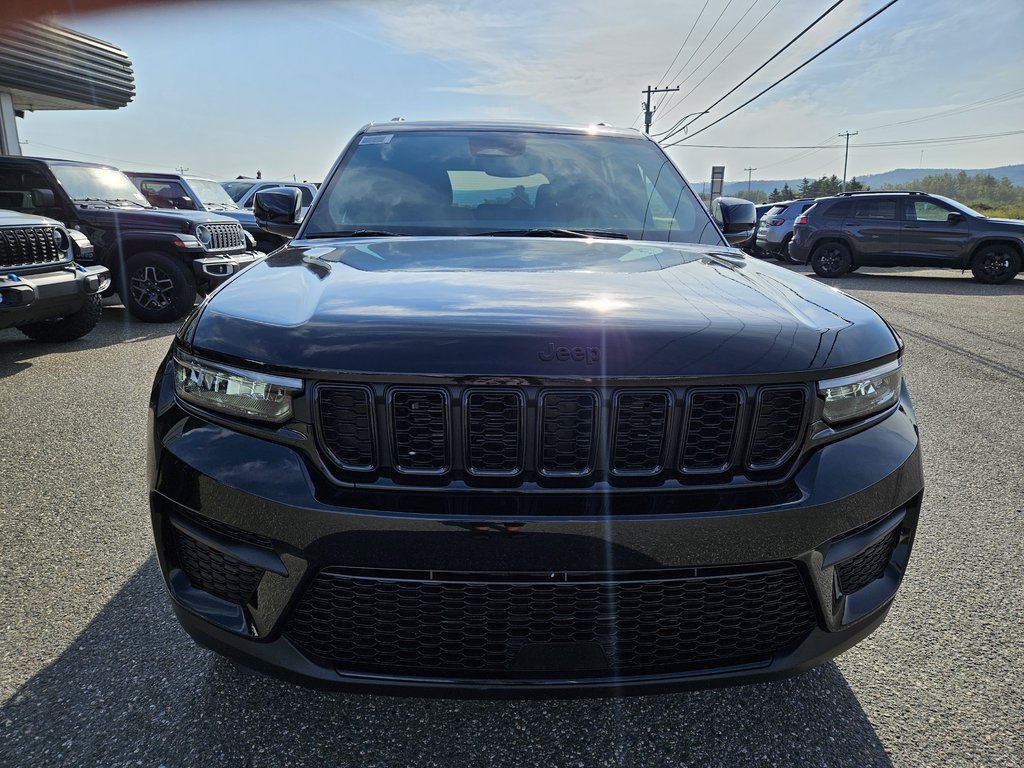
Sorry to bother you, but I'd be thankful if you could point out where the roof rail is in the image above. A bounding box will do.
[835,190,926,196]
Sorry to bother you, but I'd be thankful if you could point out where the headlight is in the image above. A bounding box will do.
[244,229,257,249]
[818,359,902,425]
[52,227,70,252]
[172,352,302,423]
[195,225,213,247]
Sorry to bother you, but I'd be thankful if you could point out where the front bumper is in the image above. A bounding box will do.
[149,369,924,697]
[0,263,109,330]
[191,250,263,282]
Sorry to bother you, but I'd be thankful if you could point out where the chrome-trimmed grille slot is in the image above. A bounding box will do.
[611,391,670,475]
[465,389,524,476]
[390,388,450,474]
[538,391,598,477]
[680,389,741,473]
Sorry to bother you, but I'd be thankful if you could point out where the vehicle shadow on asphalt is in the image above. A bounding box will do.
[779,265,1024,296]
[0,308,177,378]
[1,556,895,768]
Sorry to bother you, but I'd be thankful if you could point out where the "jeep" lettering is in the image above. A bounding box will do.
[537,342,600,364]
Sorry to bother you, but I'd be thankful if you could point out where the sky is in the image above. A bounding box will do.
[16,0,1024,185]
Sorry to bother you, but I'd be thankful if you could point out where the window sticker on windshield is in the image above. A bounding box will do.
[359,134,393,145]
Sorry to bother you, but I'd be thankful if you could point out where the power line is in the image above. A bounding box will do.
[862,86,1024,132]
[656,0,736,113]
[658,0,784,126]
[663,0,901,146]
[660,0,849,141]
[663,129,1024,150]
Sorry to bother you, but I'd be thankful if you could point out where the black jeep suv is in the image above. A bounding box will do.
[0,208,109,341]
[0,157,262,322]
[790,190,1023,283]
[149,121,923,697]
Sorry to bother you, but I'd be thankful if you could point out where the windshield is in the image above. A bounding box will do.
[933,194,985,217]
[221,180,257,202]
[303,130,721,244]
[187,177,239,207]
[51,164,150,205]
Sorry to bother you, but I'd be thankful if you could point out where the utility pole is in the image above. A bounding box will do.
[642,84,680,135]
[744,167,757,193]
[839,131,857,192]
[175,166,189,175]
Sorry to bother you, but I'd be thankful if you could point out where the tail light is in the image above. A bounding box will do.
[795,215,808,226]
[769,218,785,226]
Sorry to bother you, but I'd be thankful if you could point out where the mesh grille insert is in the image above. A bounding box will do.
[681,390,740,471]
[391,389,449,472]
[836,530,898,594]
[539,392,597,475]
[466,391,523,474]
[611,392,669,473]
[174,529,263,604]
[319,386,375,470]
[285,566,816,678]
[748,388,806,468]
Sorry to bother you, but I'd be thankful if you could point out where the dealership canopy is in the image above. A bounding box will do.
[0,20,135,154]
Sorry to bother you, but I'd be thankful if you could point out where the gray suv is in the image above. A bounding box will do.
[755,199,817,263]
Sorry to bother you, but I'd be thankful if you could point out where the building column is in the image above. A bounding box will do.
[0,92,22,156]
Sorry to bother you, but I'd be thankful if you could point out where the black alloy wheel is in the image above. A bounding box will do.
[971,245,1021,284]
[124,251,197,322]
[811,242,852,278]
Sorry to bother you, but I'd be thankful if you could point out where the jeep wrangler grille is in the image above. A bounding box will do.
[316,383,810,488]
[0,226,66,269]
[204,222,244,251]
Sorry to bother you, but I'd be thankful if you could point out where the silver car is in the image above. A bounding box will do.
[755,198,817,263]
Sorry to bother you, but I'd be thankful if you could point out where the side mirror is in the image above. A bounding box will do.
[176,195,197,211]
[31,188,56,207]
[253,187,302,238]
[947,212,964,225]
[711,196,757,248]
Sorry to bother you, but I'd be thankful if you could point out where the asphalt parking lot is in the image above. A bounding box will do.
[1,265,1022,768]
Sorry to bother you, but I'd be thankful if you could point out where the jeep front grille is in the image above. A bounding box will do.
[316,382,810,487]
[204,222,244,251]
[0,226,66,269]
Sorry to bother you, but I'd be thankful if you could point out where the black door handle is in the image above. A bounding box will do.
[904,225,921,229]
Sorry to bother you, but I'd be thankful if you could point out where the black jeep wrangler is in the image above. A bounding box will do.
[0,208,109,342]
[0,157,262,322]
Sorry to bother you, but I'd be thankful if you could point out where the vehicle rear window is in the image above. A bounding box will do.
[766,205,787,216]
[853,199,897,220]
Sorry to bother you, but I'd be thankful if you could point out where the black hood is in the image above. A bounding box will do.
[189,237,899,378]
[75,205,242,231]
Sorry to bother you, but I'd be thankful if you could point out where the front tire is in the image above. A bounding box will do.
[811,242,852,278]
[123,251,197,322]
[18,294,102,342]
[971,245,1021,284]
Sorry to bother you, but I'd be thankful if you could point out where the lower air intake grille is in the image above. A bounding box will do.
[174,529,263,604]
[285,566,816,678]
[836,531,898,594]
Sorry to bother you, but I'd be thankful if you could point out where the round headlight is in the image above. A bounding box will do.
[195,225,212,246]
[52,227,70,252]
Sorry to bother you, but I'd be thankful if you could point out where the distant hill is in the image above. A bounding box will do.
[719,164,1024,196]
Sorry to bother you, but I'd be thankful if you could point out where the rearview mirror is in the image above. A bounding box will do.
[253,187,302,238]
[31,188,56,207]
[711,197,757,248]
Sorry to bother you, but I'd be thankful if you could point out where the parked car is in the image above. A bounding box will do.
[790,190,1023,283]
[755,198,817,263]
[126,171,288,254]
[220,178,318,219]
[0,157,263,321]
[0,208,109,341]
[150,120,922,697]
[743,203,776,257]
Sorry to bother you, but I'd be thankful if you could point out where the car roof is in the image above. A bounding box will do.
[11,156,118,170]
[221,179,315,185]
[360,120,645,139]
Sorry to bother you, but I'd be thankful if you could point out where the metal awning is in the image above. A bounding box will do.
[0,20,135,112]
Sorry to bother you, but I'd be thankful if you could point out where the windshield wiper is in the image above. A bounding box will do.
[305,230,405,239]
[475,228,629,239]
[105,198,148,208]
